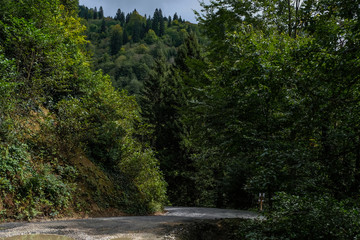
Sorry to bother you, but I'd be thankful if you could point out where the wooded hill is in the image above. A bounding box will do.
[79,5,201,96]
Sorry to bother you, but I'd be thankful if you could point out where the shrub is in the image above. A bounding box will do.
[237,193,360,240]
[0,143,75,219]
[118,139,167,213]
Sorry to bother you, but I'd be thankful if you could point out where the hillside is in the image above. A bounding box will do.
[0,0,167,220]
[79,6,202,96]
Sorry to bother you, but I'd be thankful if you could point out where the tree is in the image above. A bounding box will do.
[126,10,146,43]
[145,16,152,33]
[99,6,104,19]
[93,6,98,19]
[110,24,123,55]
[152,8,160,35]
[78,5,88,19]
[140,56,195,205]
[115,8,121,20]
[168,16,172,26]
[159,10,165,37]
[144,29,158,44]
[122,29,128,44]
[125,13,131,24]
[100,18,106,33]
[186,0,360,210]
[115,8,125,26]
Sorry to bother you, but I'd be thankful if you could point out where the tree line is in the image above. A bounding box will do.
[79,5,187,45]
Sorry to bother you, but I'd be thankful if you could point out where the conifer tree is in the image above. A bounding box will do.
[126,10,146,43]
[140,58,163,132]
[86,8,92,19]
[115,9,121,20]
[152,8,160,35]
[110,24,123,55]
[79,5,88,19]
[122,28,128,44]
[99,6,104,19]
[114,9,126,26]
[93,6,98,19]
[140,52,196,205]
[119,12,125,26]
[100,18,106,33]
[175,32,201,72]
[159,10,165,37]
[145,16,152,33]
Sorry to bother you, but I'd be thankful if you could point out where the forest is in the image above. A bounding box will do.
[78,5,201,96]
[1,0,360,239]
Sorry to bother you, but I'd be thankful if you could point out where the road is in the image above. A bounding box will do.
[0,207,259,240]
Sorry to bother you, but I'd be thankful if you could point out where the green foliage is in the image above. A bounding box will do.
[0,143,74,219]
[235,193,360,240]
[0,3,88,104]
[139,55,196,206]
[118,139,167,213]
[56,72,167,213]
[266,193,360,240]
[144,29,158,44]
[81,7,201,96]
[126,10,146,43]
[183,0,360,208]
[0,52,17,134]
[0,0,168,219]
[110,24,123,55]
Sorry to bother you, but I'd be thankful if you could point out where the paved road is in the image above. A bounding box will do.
[0,207,259,240]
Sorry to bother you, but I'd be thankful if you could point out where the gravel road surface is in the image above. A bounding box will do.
[0,207,259,240]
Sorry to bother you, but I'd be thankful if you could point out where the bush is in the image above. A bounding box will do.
[0,144,31,193]
[0,143,75,219]
[238,193,360,240]
[118,139,167,213]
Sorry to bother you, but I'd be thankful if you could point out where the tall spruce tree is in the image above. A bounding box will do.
[99,6,104,19]
[173,12,178,21]
[93,6,97,19]
[145,16,152,33]
[115,9,122,21]
[100,18,106,33]
[125,13,130,23]
[159,9,165,36]
[152,8,160,35]
[140,55,195,205]
[126,10,146,43]
[168,16,172,26]
[110,24,123,55]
